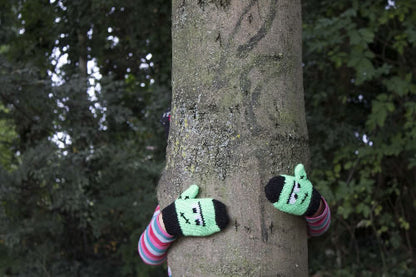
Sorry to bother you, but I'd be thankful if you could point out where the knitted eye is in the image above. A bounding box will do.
[294,182,300,193]
[191,202,205,226]
[288,182,301,205]
[191,203,200,214]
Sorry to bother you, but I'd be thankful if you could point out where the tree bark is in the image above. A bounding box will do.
[158,0,309,276]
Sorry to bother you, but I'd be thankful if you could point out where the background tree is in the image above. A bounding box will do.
[0,0,171,275]
[304,0,416,275]
[158,0,310,275]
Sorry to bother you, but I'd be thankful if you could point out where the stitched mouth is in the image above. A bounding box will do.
[192,201,206,226]
[300,192,309,204]
[287,181,300,204]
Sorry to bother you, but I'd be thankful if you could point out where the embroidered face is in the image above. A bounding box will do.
[175,198,220,236]
[178,201,206,227]
[273,164,313,215]
[288,180,301,205]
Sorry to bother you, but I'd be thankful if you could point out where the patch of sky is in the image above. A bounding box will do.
[18,16,25,35]
[107,35,120,48]
[87,59,107,131]
[58,1,66,11]
[87,58,101,103]
[139,53,153,70]
[48,46,68,86]
[51,131,72,149]
[139,63,149,70]
[87,28,93,39]
[355,132,373,146]
[50,0,67,11]
[145,74,155,85]
[385,0,396,10]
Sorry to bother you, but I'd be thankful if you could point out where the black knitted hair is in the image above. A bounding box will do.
[304,188,321,217]
[161,202,182,236]
[264,176,285,204]
[213,199,229,230]
[265,176,321,217]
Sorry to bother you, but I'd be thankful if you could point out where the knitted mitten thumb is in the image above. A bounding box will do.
[161,185,230,237]
[178,184,199,200]
[264,164,321,217]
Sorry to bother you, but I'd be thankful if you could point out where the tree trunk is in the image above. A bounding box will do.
[158,0,309,276]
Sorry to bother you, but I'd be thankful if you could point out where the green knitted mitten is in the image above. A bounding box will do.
[162,185,229,236]
[264,164,321,217]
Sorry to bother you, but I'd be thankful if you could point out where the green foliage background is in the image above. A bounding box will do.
[0,0,415,276]
[0,0,170,276]
[304,0,415,276]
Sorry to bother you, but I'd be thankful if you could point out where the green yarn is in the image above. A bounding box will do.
[178,184,199,200]
[273,164,313,215]
[174,198,220,236]
[265,164,321,217]
[162,185,229,237]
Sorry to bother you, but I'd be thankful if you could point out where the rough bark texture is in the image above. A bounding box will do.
[158,0,309,276]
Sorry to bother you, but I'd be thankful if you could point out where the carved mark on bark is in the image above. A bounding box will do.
[253,148,269,243]
[178,0,186,14]
[234,219,240,231]
[236,0,278,58]
[198,0,231,11]
[215,32,222,47]
[260,206,269,242]
[248,13,253,24]
[239,54,285,137]
[211,1,270,91]
[228,0,258,46]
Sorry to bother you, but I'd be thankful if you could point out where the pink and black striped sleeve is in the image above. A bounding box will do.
[305,197,331,237]
[138,205,176,265]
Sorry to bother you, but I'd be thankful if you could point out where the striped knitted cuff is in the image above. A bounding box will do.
[154,211,176,243]
[305,197,331,237]
[138,206,176,265]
